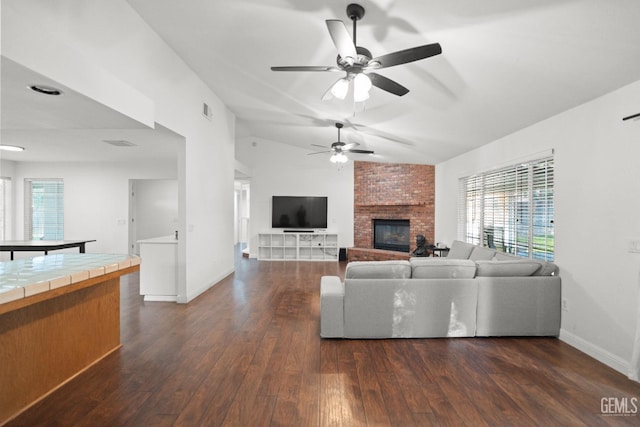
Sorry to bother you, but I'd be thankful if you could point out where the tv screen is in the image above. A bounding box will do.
[272,196,328,229]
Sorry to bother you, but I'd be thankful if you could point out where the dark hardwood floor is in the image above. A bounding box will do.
[7,249,640,426]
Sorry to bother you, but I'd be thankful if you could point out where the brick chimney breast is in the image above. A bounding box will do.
[353,161,435,253]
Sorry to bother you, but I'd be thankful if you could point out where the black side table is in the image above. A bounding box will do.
[431,247,450,257]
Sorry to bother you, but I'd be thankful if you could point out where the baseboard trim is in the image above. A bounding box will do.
[143,295,177,302]
[560,329,629,376]
[185,266,235,303]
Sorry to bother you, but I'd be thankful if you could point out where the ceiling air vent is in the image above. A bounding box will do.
[103,139,137,147]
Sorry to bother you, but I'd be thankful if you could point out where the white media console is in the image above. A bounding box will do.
[258,232,338,261]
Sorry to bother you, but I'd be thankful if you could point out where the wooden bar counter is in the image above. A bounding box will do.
[0,253,140,425]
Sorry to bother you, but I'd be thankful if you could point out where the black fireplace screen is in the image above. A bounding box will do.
[373,219,410,253]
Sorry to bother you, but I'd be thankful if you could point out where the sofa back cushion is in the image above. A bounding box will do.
[469,246,497,261]
[475,260,542,277]
[447,240,475,259]
[410,258,477,279]
[345,260,412,279]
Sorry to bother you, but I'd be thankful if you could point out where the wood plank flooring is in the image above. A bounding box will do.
[7,251,640,426]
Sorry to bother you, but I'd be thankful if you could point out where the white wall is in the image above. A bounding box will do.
[235,139,354,257]
[0,160,17,240]
[1,160,176,261]
[3,1,236,302]
[436,79,640,376]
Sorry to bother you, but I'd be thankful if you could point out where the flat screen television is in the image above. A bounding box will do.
[272,196,328,229]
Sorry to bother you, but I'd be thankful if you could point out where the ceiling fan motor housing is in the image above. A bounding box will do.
[337,46,372,71]
[331,142,346,152]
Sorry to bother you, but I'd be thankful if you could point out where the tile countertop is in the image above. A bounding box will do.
[0,253,141,304]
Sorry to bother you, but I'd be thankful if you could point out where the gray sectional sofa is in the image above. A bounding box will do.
[320,240,561,338]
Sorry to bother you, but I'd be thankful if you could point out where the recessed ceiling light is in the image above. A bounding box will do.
[0,145,25,152]
[28,84,63,96]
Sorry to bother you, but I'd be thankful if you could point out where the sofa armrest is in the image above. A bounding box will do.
[320,276,344,338]
[475,276,561,336]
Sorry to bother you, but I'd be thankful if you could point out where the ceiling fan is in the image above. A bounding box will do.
[271,3,442,101]
[309,123,374,163]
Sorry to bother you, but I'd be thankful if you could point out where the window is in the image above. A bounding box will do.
[459,157,554,261]
[0,177,11,240]
[25,179,64,240]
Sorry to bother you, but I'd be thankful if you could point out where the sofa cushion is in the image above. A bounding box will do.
[469,246,497,261]
[447,240,475,259]
[410,258,476,279]
[345,260,411,279]
[475,260,541,277]
[492,251,520,261]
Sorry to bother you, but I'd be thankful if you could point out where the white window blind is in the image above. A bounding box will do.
[0,177,11,240]
[25,179,64,240]
[458,157,554,261]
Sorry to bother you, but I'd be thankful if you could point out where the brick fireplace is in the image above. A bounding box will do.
[350,161,435,261]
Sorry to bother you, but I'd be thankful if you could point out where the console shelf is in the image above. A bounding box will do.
[258,233,338,261]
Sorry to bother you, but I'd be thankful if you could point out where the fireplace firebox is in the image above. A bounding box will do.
[373,219,410,253]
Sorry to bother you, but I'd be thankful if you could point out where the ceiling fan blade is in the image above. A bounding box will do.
[346,149,374,154]
[369,43,442,69]
[326,20,357,64]
[308,150,332,155]
[367,73,409,96]
[311,144,329,149]
[271,66,341,72]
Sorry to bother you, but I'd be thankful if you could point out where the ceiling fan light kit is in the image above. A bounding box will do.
[330,152,348,163]
[329,77,350,100]
[353,73,372,102]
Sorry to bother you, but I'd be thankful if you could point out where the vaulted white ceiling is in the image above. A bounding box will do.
[3,0,640,165]
[126,0,640,164]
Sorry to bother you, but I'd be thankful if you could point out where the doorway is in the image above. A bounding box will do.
[128,179,179,255]
[234,181,250,254]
